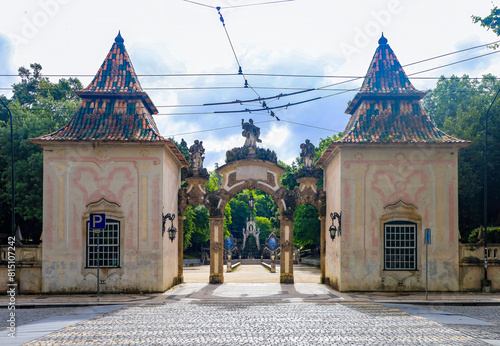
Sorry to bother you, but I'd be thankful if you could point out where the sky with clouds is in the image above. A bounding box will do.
[1,0,500,169]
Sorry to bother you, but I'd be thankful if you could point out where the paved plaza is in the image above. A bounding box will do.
[1,264,500,345]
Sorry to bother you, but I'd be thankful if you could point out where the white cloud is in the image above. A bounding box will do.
[2,0,500,173]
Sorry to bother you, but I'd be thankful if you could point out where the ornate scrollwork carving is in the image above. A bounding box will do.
[267,172,276,187]
[211,241,223,253]
[205,192,223,217]
[281,240,292,251]
[228,172,237,187]
[281,190,298,217]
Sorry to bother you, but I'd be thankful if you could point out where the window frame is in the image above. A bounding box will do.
[86,218,121,268]
[383,220,417,271]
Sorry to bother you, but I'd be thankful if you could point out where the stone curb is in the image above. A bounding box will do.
[2,300,500,308]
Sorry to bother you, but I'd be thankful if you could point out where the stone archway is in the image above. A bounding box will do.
[213,159,292,283]
[178,126,326,285]
[178,156,326,285]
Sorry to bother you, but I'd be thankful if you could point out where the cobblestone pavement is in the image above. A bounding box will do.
[426,305,500,342]
[1,265,499,345]
[0,307,86,329]
[9,302,496,345]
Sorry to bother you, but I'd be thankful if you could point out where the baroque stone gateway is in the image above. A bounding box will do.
[2,32,495,293]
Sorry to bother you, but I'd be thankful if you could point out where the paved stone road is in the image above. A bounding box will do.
[1,265,499,345]
[16,302,491,345]
[3,289,499,345]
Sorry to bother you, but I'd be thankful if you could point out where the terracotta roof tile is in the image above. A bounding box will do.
[345,34,425,115]
[31,32,187,167]
[317,35,470,166]
[75,31,158,115]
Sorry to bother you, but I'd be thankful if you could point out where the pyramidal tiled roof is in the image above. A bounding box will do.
[76,31,158,114]
[317,34,469,166]
[31,32,187,167]
[345,33,425,115]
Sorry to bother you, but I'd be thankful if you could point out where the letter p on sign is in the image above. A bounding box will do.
[90,213,106,229]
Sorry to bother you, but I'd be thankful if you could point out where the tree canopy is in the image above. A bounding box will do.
[472,7,500,39]
[423,74,500,240]
[0,64,82,242]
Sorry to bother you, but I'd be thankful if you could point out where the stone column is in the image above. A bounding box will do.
[209,217,224,284]
[227,254,232,273]
[177,215,186,284]
[319,216,326,284]
[280,216,294,283]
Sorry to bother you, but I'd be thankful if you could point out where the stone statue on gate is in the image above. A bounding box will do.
[189,140,205,170]
[241,119,262,148]
[300,139,315,168]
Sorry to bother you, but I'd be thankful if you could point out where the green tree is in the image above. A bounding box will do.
[422,74,500,240]
[177,138,189,161]
[0,64,82,241]
[12,63,82,105]
[183,204,210,251]
[255,216,272,244]
[314,135,342,163]
[224,189,279,243]
[293,203,320,249]
[472,7,500,39]
[280,160,299,190]
[228,198,250,241]
[205,170,222,192]
[253,190,279,228]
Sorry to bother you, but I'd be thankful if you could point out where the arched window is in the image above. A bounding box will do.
[86,219,120,268]
[384,221,417,270]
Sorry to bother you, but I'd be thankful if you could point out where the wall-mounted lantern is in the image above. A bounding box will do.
[162,213,177,242]
[329,212,341,241]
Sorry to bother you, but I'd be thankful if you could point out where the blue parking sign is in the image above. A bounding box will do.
[90,213,106,229]
[424,228,431,245]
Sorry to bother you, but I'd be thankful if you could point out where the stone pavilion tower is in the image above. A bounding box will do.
[31,32,187,293]
[317,34,469,291]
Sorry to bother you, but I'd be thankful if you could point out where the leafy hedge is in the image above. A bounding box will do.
[467,226,500,243]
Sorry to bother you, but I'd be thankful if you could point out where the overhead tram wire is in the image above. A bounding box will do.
[407,50,500,77]
[215,6,263,103]
[157,42,500,110]
[2,42,500,115]
[3,49,500,114]
[182,0,294,11]
[180,48,500,116]
[165,118,338,137]
[2,38,497,79]
[121,45,500,113]
[166,119,276,137]
[196,5,499,117]
[202,88,315,106]
[218,0,294,9]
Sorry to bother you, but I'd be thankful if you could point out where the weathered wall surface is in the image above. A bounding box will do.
[40,143,180,293]
[0,245,42,293]
[324,145,461,291]
[460,243,499,292]
[323,149,342,289]
[162,149,181,289]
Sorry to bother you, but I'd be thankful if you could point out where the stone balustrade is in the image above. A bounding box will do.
[0,244,42,293]
[459,242,500,291]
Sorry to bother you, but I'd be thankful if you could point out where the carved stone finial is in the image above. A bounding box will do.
[241,118,262,148]
[300,139,315,168]
[189,140,205,170]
